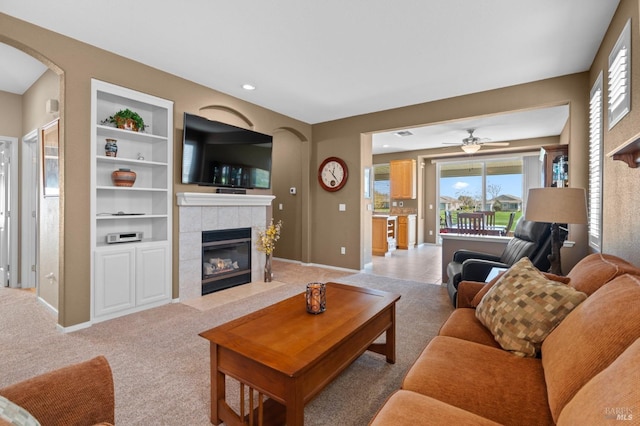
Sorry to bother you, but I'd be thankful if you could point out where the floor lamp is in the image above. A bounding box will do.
[525,188,588,276]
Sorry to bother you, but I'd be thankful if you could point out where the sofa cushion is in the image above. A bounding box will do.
[470,269,570,307]
[402,336,553,425]
[437,308,501,348]
[566,252,640,295]
[542,274,640,423]
[475,257,587,357]
[370,390,502,426]
[557,338,640,425]
[0,356,114,426]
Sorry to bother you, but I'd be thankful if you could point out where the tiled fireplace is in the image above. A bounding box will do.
[176,192,275,302]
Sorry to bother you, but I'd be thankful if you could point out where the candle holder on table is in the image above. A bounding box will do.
[306,282,326,314]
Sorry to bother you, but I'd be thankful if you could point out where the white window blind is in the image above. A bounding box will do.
[589,73,603,250]
[608,19,631,129]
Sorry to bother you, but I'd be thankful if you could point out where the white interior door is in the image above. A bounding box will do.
[21,131,38,289]
[0,137,18,288]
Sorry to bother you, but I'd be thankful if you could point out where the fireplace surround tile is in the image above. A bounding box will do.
[179,231,200,262]
[179,207,202,233]
[176,193,275,302]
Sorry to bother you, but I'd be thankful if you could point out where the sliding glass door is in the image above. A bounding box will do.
[438,157,527,231]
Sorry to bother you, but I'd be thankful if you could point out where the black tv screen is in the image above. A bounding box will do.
[181,113,273,189]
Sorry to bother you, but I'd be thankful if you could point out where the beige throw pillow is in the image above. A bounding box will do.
[475,257,587,357]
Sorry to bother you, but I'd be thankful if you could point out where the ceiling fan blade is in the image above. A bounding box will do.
[481,142,510,146]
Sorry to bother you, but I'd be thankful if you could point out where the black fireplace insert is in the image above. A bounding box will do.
[202,228,251,295]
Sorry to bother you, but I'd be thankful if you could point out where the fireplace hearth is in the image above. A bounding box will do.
[202,228,251,295]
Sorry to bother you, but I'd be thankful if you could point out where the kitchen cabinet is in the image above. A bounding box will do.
[372,215,397,256]
[397,214,417,249]
[390,159,416,199]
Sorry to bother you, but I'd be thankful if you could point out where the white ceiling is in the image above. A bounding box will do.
[0,1,618,151]
[0,42,47,94]
[372,104,570,155]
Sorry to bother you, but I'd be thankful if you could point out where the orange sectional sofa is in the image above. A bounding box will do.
[0,356,114,426]
[370,253,640,425]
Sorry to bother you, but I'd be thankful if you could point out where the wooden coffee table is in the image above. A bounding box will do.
[199,282,401,426]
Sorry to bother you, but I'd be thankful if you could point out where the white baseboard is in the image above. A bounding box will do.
[37,296,58,316]
[57,321,92,334]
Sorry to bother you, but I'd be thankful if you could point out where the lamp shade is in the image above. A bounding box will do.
[525,187,588,224]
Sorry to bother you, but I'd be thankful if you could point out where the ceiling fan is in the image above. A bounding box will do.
[446,129,510,154]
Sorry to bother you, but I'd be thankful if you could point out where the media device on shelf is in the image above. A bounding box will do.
[181,113,273,189]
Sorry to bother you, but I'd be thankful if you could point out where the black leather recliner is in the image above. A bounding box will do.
[445,217,552,306]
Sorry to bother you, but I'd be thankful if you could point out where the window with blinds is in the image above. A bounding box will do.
[589,73,603,250]
[608,19,631,130]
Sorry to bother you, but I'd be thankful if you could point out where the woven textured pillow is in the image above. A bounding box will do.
[470,269,570,307]
[475,257,587,357]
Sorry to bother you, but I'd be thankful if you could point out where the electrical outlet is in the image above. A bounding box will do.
[340,247,346,255]
[429,230,433,236]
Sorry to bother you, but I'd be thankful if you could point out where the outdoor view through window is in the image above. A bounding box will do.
[373,157,526,230]
[439,157,524,229]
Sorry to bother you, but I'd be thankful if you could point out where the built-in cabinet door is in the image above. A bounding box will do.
[94,248,135,317]
[397,216,408,248]
[397,214,417,249]
[390,159,417,199]
[136,244,171,306]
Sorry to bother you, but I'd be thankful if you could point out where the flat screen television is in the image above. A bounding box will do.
[181,113,273,189]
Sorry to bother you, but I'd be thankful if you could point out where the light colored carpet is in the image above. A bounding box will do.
[0,273,453,425]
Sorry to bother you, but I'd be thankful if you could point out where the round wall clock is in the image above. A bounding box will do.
[318,157,348,192]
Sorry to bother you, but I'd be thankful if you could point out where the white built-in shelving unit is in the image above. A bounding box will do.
[90,79,173,322]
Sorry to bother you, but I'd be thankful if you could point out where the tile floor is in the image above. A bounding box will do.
[364,243,443,284]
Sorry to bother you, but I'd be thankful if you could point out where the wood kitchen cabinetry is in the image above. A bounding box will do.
[390,159,416,199]
[397,214,417,249]
[541,145,568,187]
[372,215,397,256]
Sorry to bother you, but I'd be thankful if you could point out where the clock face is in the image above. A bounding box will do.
[318,157,348,191]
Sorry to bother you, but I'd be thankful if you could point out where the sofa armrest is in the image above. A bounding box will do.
[0,356,114,426]
[456,281,487,308]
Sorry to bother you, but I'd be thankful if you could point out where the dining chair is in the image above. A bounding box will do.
[477,211,496,227]
[502,212,517,236]
[457,212,485,234]
[444,211,453,228]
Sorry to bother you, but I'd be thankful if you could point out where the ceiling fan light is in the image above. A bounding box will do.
[461,144,481,154]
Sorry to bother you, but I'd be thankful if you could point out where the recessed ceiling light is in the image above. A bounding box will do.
[242,83,256,91]
[394,130,413,137]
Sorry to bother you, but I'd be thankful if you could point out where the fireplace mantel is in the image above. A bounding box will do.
[176,192,275,207]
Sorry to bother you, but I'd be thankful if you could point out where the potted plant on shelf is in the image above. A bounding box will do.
[104,108,146,132]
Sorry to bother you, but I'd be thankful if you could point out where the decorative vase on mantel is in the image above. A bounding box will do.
[264,254,273,282]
